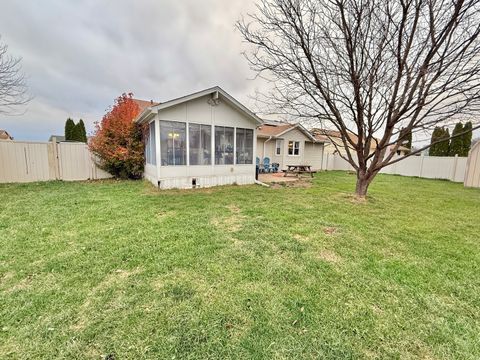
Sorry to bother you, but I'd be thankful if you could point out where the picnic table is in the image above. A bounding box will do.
[283,164,316,177]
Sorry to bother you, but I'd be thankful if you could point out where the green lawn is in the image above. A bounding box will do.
[1,172,479,359]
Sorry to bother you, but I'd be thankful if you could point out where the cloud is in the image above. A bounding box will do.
[0,0,260,141]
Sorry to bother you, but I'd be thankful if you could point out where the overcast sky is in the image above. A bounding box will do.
[0,0,262,141]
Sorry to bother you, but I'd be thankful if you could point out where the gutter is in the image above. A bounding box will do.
[263,136,273,157]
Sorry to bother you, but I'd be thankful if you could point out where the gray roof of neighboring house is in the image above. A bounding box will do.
[48,135,66,142]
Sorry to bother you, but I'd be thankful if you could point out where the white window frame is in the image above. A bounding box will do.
[275,139,282,155]
[288,140,300,156]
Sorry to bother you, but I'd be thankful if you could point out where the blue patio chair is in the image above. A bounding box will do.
[263,157,271,173]
[271,162,279,173]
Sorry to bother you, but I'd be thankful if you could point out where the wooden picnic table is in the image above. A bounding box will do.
[283,164,315,177]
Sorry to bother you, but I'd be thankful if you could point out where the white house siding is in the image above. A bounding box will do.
[148,94,256,189]
[304,142,324,170]
[144,163,157,185]
[256,128,323,170]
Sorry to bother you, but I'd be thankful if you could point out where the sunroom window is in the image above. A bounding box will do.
[189,123,211,165]
[145,121,156,165]
[215,126,234,165]
[160,121,186,166]
[236,128,254,164]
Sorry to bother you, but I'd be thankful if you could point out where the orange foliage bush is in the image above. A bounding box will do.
[89,93,146,179]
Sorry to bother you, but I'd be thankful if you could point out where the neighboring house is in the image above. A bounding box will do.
[48,135,66,142]
[135,86,262,189]
[0,129,13,140]
[312,128,378,156]
[386,145,410,157]
[257,122,328,170]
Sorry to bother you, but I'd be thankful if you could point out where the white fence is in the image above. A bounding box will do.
[323,153,468,183]
[0,140,111,183]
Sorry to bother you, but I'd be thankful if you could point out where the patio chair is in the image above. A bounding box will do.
[263,157,271,173]
[271,162,279,173]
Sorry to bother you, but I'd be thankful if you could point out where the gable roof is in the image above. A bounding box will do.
[132,99,160,113]
[0,129,13,140]
[136,86,263,125]
[257,123,294,137]
[312,128,378,149]
[257,122,324,143]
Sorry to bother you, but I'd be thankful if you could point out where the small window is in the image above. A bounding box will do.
[275,139,282,155]
[288,141,300,156]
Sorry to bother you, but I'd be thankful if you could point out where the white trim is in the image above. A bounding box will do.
[276,123,318,142]
[287,140,301,156]
[275,139,282,155]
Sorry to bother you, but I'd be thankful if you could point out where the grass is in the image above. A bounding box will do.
[1,171,479,359]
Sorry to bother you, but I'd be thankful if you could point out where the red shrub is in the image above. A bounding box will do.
[89,93,146,179]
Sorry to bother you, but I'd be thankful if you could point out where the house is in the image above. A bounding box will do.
[0,129,13,140]
[256,122,328,170]
[312,128,378,156]
[48,135,66,142]
[135,86,262,189]
[387,145,410,156]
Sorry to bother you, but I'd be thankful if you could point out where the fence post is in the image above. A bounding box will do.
[419,153,424,177]
[51,137,61,180]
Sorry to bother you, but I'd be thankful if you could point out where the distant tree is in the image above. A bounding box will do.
[449,122,464,156]
[89,93,145,179]
[439,128,451,156]
[429,128,441,156]
[0,37,29,114]
[64,118,75,141]
[429,127,450,156]
[461,121,473,156]
[74,119,87,143]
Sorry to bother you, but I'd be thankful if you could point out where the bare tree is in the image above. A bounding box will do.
[0,37,29,114]
[238,0,480,196]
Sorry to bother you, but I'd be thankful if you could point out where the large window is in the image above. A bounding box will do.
[189,123,211,165]
[275,139,282,155]
[215,126,234,165]
[160,121,186,166]
[145,121,156,165]
[236,128,254,164]
[288,141,300,156]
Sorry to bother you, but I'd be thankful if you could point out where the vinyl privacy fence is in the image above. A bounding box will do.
[0,140,111,183]
[323,153,468,183]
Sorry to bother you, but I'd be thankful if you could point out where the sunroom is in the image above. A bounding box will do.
[136,87,262,189]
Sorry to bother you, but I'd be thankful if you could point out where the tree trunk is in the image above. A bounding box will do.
[355,174,373,197]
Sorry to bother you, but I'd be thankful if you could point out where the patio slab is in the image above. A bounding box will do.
[258,173,300,183]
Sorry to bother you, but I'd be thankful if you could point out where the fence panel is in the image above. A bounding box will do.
[464,142,480,187]
[0,140,111,183]
[0,141,52,183]
[58,143,93,181]
[325,153,468,183]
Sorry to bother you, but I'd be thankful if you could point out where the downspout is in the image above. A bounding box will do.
[264,136,273,157]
